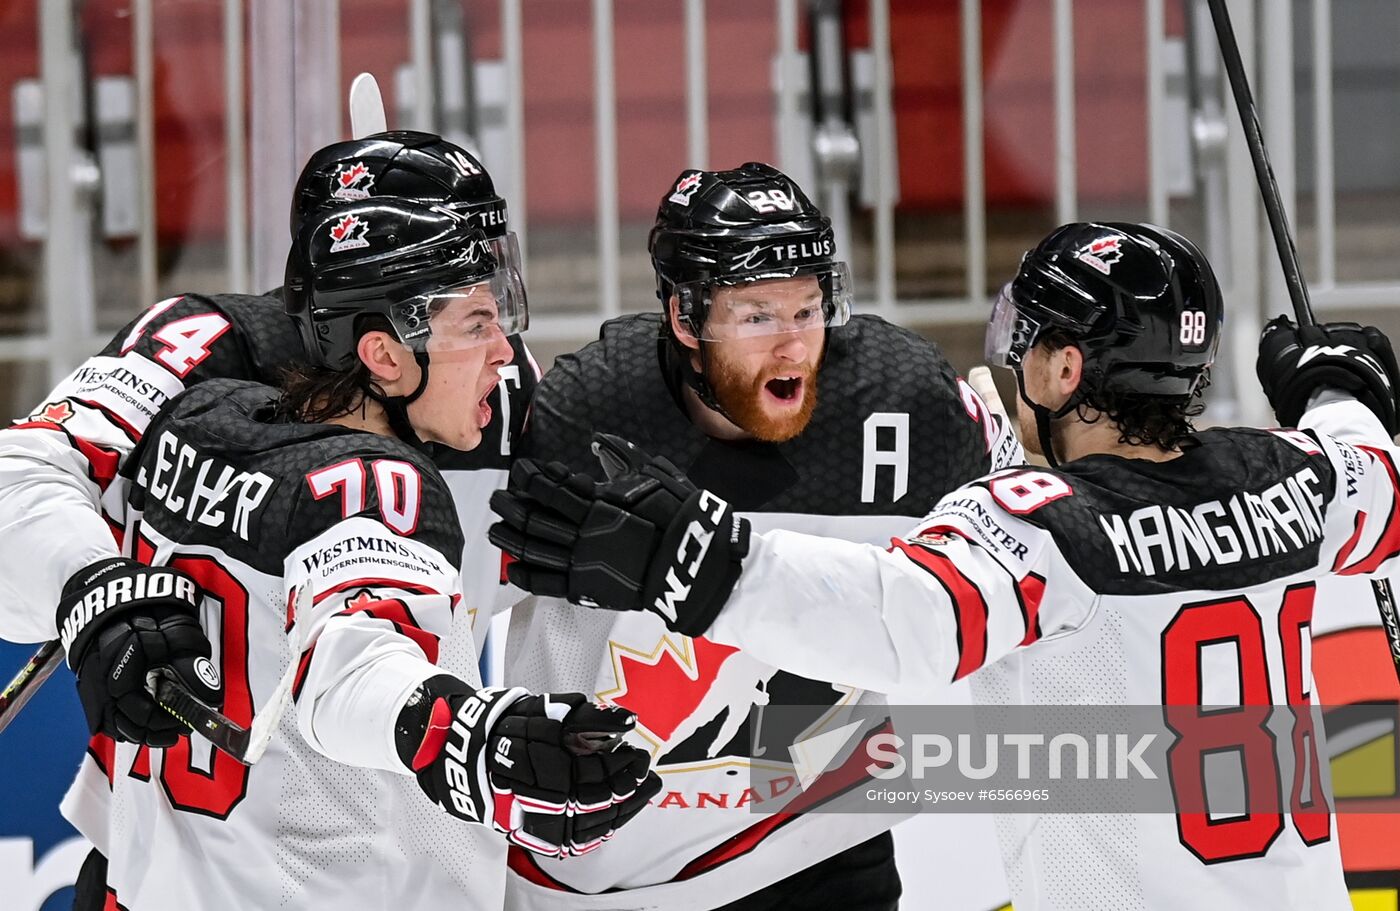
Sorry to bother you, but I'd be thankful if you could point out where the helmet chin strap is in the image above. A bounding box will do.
[1013,368,1080,469]
[366,351,432,450]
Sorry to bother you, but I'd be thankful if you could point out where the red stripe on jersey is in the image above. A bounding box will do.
[1017,572,1046,647]
[1339,445,1400,575]
[500,551,516,584]
[74,397,143,442]
[285,586,299,633]
[291,649,315,702]
[129,746,151,781]
[103,888,130,911]
[674,720,895,880]
[338,595,441,664]
[311,577,442,606]
[73,435,121,492]
[506,848,581,892]
[10,421,122,492]
[87,733,115,786]
[1332,511,1367,572]
[889,538,988,680]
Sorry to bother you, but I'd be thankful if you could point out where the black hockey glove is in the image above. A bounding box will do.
[1258,316,1400,435]
[396,676,661,857]
[488,433,751,637]
[57,557,222,746]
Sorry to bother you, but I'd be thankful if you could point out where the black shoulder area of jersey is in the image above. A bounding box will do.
[977,427,1337,595]
[131,379,462,577]
[521,312,991,516]
[428,333,538,472]
[97,291,303,387]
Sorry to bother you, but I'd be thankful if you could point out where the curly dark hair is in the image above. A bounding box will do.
[277,314,394,423]
[1039,330,1206,451]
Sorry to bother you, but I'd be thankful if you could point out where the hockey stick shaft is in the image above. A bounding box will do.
[0,640,63,734]
[1204,0,1313,326]
[148,669,255,764]
[1206,0,1400,683]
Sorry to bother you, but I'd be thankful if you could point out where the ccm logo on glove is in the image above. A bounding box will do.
[654,490,730,624]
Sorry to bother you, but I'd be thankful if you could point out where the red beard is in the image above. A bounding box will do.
[704,346,820,443]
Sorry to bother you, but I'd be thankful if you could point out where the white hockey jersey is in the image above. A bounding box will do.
[84,379,505,910]
[708,392,1396,910]
[504,314,1023,909]
[0,292,536,876]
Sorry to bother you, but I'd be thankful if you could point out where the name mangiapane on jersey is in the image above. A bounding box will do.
[139,429,274,541]
[1098,465,1326,575]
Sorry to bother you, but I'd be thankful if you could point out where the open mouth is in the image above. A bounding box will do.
[764,375,803,405]
[477,381,499,428]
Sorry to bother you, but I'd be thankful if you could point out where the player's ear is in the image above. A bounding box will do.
[357,330,414,391]
[668,296,700,353]
[1056,344,1085,400]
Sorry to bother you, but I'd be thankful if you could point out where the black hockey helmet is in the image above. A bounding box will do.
[284,197,527,372]
[985,222,1222,400]
[291,131,521,277]
[648,162,852,341]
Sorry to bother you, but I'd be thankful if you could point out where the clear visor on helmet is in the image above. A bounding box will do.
[393,268,529,359]
[676,262,854,342]
[984,283,1043,369]
[485,231,525,280]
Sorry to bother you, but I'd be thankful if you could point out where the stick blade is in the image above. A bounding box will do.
[967,365,1009,422]
[349,73,388,139]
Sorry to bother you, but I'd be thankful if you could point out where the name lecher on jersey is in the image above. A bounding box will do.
[139,430,275,541]
[1100,464,1326,576]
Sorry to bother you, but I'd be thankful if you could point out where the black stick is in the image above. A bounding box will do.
[1205,0,1313,325]
[1206,0,1400,682]
[0,640,62,734]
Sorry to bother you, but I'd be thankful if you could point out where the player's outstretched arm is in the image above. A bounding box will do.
[489,434,1093,694]
[1259,318,1400,580]
[286,466,659,857]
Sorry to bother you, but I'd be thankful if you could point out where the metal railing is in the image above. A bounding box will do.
[11,0,1400,425]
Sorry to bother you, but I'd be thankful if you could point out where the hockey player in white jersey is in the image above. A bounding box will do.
[494,162,1021,909]
[490,221,1400,909]
[0,132,541,907]
[53,198,659,910]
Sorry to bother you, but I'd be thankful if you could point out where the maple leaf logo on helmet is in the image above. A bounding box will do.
[668,172,704,207]
[331,161,376,201]
[1074,236,1125,275]
[328,214,371,253]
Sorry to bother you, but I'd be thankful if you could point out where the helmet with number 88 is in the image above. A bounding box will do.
[985,221,1223,402]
